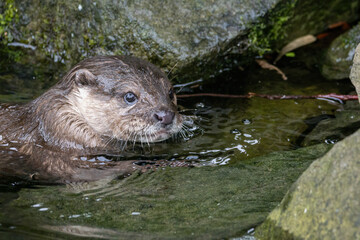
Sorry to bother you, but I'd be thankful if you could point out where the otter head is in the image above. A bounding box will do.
[60,56,183,146]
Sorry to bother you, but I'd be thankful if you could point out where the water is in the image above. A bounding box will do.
[0,51,356,239]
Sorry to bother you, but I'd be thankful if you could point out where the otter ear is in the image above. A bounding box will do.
[74,69,97,86]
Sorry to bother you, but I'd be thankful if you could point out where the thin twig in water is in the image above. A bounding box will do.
[177,92,358,101]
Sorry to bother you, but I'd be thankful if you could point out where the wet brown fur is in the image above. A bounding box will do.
[0,56,183,183]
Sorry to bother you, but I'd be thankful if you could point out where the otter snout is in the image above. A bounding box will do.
[153,110,175,126]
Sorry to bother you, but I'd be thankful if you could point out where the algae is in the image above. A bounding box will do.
[248,0,298,56]
[0,0,22,62]
[0,0,18,42]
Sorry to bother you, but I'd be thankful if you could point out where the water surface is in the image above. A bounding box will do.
[0,53,356,239]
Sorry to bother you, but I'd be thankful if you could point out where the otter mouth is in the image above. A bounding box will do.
[132,114,184,143]
[150,129,173,142]
[136,127,177,143]
[108,114,184,145]
[130,119,183,143]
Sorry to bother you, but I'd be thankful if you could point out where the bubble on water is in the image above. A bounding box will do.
[325,138,338,144]
[185,155,199,160]
[31,203,43,208]
[242,119,252,125]
[195,102,205,108]
[247,228,255,234]
[230,129,241,134]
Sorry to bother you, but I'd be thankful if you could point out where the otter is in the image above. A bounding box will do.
[0,56,184,183]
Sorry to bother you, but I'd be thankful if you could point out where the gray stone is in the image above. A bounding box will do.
[321,23,360,80]
[350,43,360,100]
[3,0,280,82]
[256,128,360,239]
[1,0,359,83]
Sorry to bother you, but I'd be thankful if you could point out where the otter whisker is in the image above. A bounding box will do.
[103,133,119,148]
[141,126,152,149]
[167,61,179,78]
[120,130,133,151]
[146,126,153,146]
[130,132,137,151]
[182,125,194,137]
[148,132,156,146]
[179,129,186,139]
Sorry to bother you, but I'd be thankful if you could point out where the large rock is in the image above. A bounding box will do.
[321,23,360,80]
[256,128,360,239]
[1,0,359,83]
[2,0,280,82]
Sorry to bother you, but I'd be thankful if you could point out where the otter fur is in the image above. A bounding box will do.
[0,56,184,183]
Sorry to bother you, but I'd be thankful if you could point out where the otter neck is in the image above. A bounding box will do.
[1,87,104,150]
[34,88,105,150]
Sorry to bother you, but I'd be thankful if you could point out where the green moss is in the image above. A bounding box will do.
[0,0,22,62]
[321,22,360,80]
[248,0,297,56]
[0,0,18,43]
[256,219,300,240]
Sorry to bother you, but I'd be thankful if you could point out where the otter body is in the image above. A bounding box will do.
[0,56,183,182]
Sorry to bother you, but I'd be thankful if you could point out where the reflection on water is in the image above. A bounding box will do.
[148,96,342,166]
[0,142,332,239]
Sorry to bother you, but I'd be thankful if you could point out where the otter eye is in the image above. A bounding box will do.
[124,92,138,105]
[169,88,174,100]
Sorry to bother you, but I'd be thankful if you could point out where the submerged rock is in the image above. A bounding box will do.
[1,0,359,83]
[302,101,360,146]
[321,23,360,80]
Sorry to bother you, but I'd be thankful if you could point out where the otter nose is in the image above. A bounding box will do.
[154,110,175,125]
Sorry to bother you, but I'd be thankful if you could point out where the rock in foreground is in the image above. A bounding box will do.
[256,127,360,240]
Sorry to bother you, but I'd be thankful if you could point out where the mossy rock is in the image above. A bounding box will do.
[321,23,360,80]
[1,0,359,83]
[256,128,360,240]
